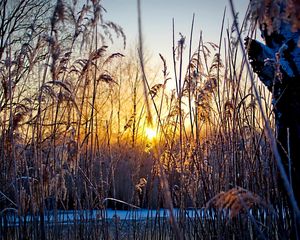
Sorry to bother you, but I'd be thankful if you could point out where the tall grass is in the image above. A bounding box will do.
[0,0,298,239]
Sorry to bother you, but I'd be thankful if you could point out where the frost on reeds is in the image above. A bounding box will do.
[249,0,300,34]
[0,0,298,239]
[205,187,266,219]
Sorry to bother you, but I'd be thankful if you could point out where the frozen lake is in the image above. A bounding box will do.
[2,208,217,226]
[1,207,272,227]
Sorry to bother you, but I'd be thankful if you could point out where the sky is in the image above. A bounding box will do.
[102,0,250,82]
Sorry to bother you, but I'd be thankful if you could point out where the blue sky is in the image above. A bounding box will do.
[102,0,249,67]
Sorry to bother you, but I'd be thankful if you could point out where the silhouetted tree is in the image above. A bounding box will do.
[246,0,300,208]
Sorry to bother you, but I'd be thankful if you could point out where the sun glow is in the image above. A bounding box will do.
[145,127,157,141]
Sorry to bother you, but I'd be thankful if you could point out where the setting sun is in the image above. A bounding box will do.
[145,127,157,141]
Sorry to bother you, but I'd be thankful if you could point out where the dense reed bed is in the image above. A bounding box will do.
[0,0,298,239]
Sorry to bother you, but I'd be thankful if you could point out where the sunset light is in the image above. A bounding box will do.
[2,0,299,238]
[145,127,157,141]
